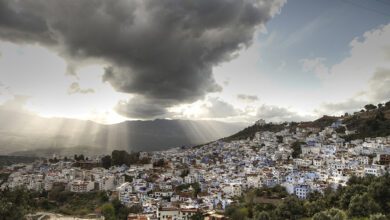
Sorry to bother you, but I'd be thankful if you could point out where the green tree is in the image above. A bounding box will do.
[385,101,390,108]
[101,203,116,220]
[231,207,249,220]
[0,187,35,220]
[255,211,270,220]
[291,141,302,158]
[111,150,128,166]
[368,174,390,213]
[348,193,380,218]
[369,213,388,220]
[276,135,283,143]
[191,211,203,220]
[313,208,346,220]
[305,200,326,217]
[339,184,367,209]
[101,155,112,169]
[275,196,305,220]
[365,104,377,111]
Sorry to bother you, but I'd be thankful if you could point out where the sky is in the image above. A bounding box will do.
[0,0,389,124]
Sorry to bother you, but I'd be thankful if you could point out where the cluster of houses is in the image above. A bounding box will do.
[1,119,390,220]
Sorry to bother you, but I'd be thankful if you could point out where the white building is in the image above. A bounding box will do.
[294,184,310,199]
[117,182,133,206]
[69,180,94,193]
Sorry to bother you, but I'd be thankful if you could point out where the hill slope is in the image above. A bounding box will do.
[224,101,390,142]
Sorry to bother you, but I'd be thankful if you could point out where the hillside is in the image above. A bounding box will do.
[224,101,390,142]
[342,103,390,140]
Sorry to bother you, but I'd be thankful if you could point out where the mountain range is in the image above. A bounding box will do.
[2,101,389,157]
[0,110,245,156]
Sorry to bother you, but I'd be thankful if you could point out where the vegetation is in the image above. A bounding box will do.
[101,155,112,169]
[344,102,390,141]
[0,187,139,220]
[219,101,390,145]
[223,123,287,141]
[291,141,303,158]
[0,155,39,167]
[225,174,390,220]
[175,182,201,197]
[100,150,151,168]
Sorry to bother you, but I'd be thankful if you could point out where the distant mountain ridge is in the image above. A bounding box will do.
[0,110,245,156]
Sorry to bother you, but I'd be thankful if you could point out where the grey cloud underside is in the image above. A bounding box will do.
[237,94,259,102]
[0,0,284,118]
[115,96,173,119]
[202,97,240,118]
[256,105,310,122]
[67,82,94,95]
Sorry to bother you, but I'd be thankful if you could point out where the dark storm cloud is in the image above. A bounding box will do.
[0,0,285,118]
[115,96,172,119]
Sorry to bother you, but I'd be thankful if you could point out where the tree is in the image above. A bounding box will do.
[153,159,165,167]
[101,203,116,220]
[255,211,270,220]
[313,212,332,220]
[313,208,346,220]
[348,193,380,217]
[180,169,190,178]
[305,200,326,217]
[111,150,141,166]
[111,150,128,166]
[365,104,377,111]
[0,187,35,220]
[291,142,302,158]
[276,135,283,143]
[101,155,112,169]
[368,173,390,213]
[231,207,249,220]
[191,182,201,197]
[191,211,203,220]
[275,196,305,220]
[369,213,388,220]
[74,154,85,161]
[339,184,367,209]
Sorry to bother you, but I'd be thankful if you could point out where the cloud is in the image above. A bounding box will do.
[319,68,390,114]
[319,99,366,115]
[0,0,286,118]
[67,82,94,95]
[0,95,31,113]
[237,94,259,102]
[322,24,390,97]
[299,23,390,116]
[367,68,390,102]
[201,97,240,118]
[115,96,172,119]
[301,57,329,79]
[256,104,312,122]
